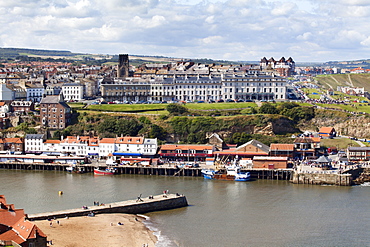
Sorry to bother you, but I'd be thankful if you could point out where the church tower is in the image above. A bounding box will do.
[117,54,129,78]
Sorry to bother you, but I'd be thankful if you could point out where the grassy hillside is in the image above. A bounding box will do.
[315,74,370,92]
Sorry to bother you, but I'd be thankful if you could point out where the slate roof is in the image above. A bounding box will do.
[25,134,44,140]
[235,139,270,154]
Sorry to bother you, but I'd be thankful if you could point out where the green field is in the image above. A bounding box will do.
[180,102,257,110]
[320,138,360,150]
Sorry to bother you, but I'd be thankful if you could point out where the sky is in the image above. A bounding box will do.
[1,0,370,62]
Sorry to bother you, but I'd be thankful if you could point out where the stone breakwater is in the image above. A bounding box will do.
[291,172,352,186]
[27,194,188,220]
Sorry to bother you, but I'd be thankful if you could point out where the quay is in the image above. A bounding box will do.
[0,161,292,179]
[0,161,365,186]
[27,193,188,220]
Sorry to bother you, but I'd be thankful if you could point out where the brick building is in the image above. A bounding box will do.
[40,94,71,129]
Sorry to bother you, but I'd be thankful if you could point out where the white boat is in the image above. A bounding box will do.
[201,166,251,182]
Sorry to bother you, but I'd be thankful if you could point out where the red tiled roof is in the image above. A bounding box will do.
[0,138,23,144]
[44,140,60,144]
[270,144,294,151]
[319,127,335,133]
[100,138,115,144]
[116,137,143,144]
[0,230,24,245]
[12,217,47,240]
[0,209,25,227]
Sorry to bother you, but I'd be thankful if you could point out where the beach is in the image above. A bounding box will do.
[35,213,157,247]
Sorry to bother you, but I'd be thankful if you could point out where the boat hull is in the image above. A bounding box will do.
[202,170,251,181]
[94,168,117,175]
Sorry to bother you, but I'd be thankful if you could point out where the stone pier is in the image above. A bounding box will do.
[27,194,188,220]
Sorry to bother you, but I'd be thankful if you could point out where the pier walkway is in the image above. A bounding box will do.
[27,194,188,220]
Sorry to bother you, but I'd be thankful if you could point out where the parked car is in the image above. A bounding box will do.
[217,99,224,103]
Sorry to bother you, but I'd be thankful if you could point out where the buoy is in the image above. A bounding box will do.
[58,191,63,195]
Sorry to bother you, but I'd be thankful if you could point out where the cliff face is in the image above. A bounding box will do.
[306,115,370,138]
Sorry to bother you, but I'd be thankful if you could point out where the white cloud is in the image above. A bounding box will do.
[0,0,370,62]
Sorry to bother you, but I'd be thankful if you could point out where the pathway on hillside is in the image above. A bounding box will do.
[347,74,354,87]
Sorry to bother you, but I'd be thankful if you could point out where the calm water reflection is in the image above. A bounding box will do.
[1,170,369,246]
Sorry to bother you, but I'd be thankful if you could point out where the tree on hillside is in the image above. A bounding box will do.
[166,103,188,115]
[258,103,279,114]
[149,124,167,140]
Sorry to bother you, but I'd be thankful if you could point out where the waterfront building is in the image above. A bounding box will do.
[114,136,158,157]
[269,144,295,158]
[0,138,24,153]
[293,137,321,159]
[25,134,46,154]
[215,139,270,160]
[40,94,71,129]
[347,146,370,161]
[0,195,47,247]
[159,144,215,163]
[252,156,289,169]
[59,136,99,157]
[42,139,61,154]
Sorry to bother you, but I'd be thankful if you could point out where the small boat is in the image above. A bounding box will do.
[201,166,251,182]
[66,165,86,174]
[94,167,117,175]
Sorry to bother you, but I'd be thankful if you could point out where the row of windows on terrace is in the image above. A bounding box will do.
[41,108,64,112]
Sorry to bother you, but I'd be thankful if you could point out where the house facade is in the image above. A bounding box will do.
[25,134,46,154]
[40,94,71,129]
[0,138,24,153]
[11,101,35,113]
[62,83,84,102]
[159,144,215,163]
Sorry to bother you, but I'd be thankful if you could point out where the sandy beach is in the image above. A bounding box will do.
[35,214,157,247]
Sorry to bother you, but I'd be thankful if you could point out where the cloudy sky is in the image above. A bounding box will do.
[1,0,370,62]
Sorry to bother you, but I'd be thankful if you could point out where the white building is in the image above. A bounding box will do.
[26,83,44,103]
[25,134,46,154]
[114,136,158,156]
[0,83,14,101]
[62,83,84,102]
[59,136,99,156]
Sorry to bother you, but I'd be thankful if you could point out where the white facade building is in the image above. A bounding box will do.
[62,83,84,102]
[26,83,44,103]
[25,134,46,154]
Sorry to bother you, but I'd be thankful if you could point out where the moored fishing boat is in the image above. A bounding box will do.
[94,167,117,175]
[201,166,250,181]
[66,165,86,174]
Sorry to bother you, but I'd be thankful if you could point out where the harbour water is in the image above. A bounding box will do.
[1,169,369,246]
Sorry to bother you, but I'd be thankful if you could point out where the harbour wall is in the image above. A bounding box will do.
[0,162,293,180]
[1,161,361,186]
[291,172,352,186]
[27,194,188,221]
